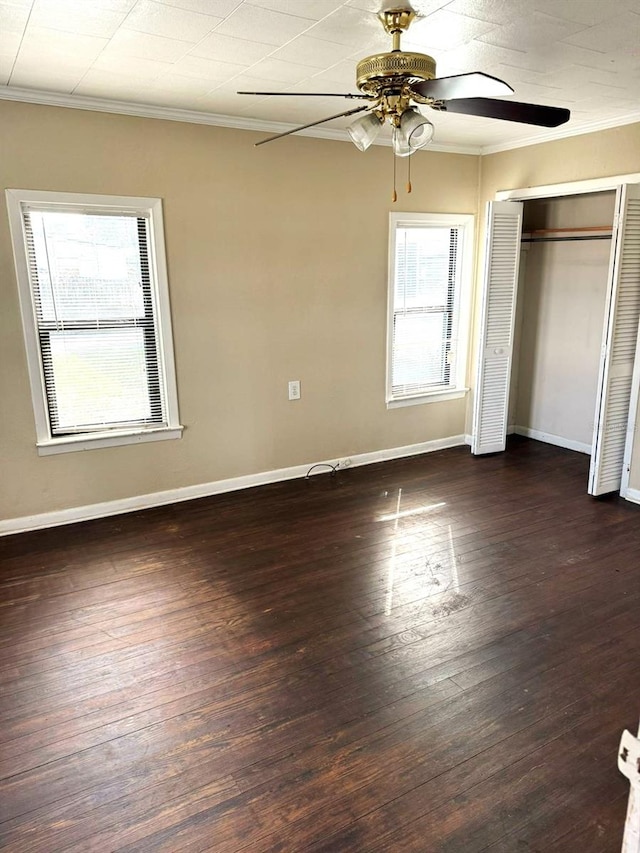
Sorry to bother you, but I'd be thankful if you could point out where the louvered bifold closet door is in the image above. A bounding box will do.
[589,184,640,495]
[472,201,524,455]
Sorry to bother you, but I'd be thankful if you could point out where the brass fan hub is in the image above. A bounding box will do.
[355,51,437,96]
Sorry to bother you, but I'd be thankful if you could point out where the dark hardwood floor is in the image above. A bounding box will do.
[1,436,639,852]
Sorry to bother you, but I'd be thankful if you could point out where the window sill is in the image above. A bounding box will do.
[36,426,184,456]
[386,388,469,409]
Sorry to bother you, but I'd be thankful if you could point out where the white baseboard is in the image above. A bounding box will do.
[1,434,467,536]
[514,426,592,455]
[624,487,640,506]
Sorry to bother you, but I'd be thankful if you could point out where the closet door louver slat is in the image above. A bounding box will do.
[472,201,524,455]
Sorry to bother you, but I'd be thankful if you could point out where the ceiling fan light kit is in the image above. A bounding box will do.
[239,4,570,199]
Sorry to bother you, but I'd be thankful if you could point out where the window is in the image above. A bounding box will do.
[387,212,474,407]
[6,190,182,454]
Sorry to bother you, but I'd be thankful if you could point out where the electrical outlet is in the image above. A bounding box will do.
[288,380,301,401]
[336,458,352,469]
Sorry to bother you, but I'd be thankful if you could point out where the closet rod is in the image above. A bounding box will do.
[528,225,612,235]
[521,235,612,243]
[522,224,613,244]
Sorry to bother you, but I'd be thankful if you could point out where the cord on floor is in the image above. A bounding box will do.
[305,463,338,479]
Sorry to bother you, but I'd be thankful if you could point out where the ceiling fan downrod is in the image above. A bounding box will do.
[356,8,436,97]
[379,8,415,51]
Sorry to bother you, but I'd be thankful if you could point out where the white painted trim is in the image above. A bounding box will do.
[481,111,640,155]
[6,190,50,441]
[514,426,591,455]
[625,487,640,506]
[386,212,475,408]
[5,189,181,453]
[0,434,467,536]
[386,388,468,408]
[147,197,181,430]
[0,86,479,155]
[36,426,183,456]
[344,435,465,466]
[496,173,640,202]
[7,188,161,213]
[4,84,640,157]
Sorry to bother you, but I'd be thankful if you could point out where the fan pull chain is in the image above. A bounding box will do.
[406,155,412,194]
[392,153,397,203]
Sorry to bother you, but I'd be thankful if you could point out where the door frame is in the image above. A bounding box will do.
[495,172,640,203]
[473,172,640,496]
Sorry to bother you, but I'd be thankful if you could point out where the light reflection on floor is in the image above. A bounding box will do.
[378,489,459,616]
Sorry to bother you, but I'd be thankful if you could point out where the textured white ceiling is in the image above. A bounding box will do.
[1,0,639,152]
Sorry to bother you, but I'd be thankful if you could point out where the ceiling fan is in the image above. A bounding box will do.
[238,4,570,156]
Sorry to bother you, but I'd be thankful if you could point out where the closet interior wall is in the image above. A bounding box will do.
[509,191,616,454]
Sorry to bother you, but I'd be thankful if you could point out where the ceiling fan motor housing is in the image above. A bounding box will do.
[355,51,437,95]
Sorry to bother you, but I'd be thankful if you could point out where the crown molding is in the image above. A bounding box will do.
[480,109,640,155]
[0,85,481,155]
[5,85,637,157]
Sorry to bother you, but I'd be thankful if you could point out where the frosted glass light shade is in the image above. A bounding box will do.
[347,112,384,151]
[400,107,434,151]
[392,125,412,157]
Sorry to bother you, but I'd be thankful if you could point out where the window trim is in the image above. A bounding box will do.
[386,211,474,408]
[6,189,182,454]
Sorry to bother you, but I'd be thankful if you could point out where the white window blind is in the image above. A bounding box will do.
[6,190,181,454]
[387,213,473,406]
[25,209,167,435]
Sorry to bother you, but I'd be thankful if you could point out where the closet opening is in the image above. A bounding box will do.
[472,180,640,499]
[510,191,616,462]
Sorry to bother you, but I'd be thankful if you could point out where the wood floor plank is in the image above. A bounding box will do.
[1,437,638,851]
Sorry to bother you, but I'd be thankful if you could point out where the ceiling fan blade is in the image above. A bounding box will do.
[412,72,514,101]
[238,91,371,99]
[254,105,370,147]
[442,97,570,127]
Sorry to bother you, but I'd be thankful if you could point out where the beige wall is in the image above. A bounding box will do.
[479,124,640,199]
[3,102,640,524]
[0,100,479,522]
